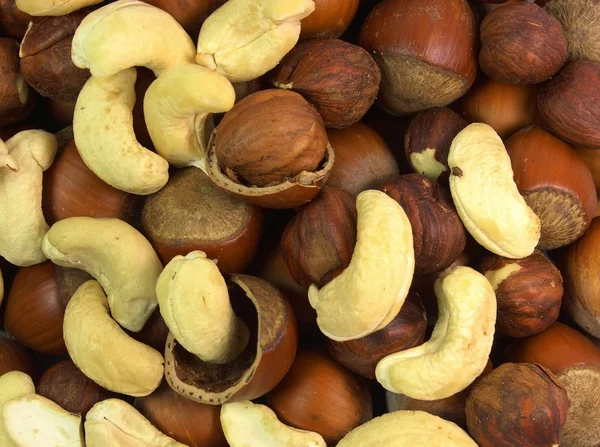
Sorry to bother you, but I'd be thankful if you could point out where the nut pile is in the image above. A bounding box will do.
[1,0,600,445]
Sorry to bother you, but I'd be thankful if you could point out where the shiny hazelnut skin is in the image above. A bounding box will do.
[0,38,33,127]
[0,332,35,378]
[300,0,359,39]
[466,363,570,447]
[0,0,31,40]
[574,146,600,191]
[142,0,226,36]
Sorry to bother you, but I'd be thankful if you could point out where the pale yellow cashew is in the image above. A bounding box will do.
[72,0,195,77]
[0,139,17,172]
[308,190,415,342]
[196,0,315,82]
[15,0,102,16]
[0,372,35,447]
[144,64,236,168]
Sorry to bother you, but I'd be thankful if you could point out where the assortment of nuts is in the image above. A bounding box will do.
[1,0,600,445]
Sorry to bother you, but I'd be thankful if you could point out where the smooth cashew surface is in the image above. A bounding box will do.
[376,266,496,400]
[0,372,35,447]
[196,0,316,82]
[221,401,326,447]
[15,0,102,16]
[336,411,478,447]
[144,64,236,168]
[43,217,163,332]
[85,399,185,447]
[71,0,195,77]
[0,139,17,172]
[156,251,249,364]
[3,394,83,447]
[73,68,169,195]
[64,281,164,397]
[308,190,415,341]
[449,123,540,258]
[0,130,57,267]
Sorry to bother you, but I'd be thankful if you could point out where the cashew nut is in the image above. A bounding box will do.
[336,411,478,447]
[73,68,169,195]
[64,281,164,397]
[3,394,83,447]
[221,401,326,447]
[0,139,17,172]
[308,189,415,341]
[71,0,195,77]
[15,0,101,16]
[156,251,249,364]
[376,266,496,400]
[0,130,57,266]
[42,217,163,332]
[85,399,185,447]
[144,64,236,168]
[0,371,35,447]
[196,0,316,82]
[449,123,540,258]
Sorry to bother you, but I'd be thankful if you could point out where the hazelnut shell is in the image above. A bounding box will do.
[0,0,32,40]
[0,332,35,378]
[300,0,359,39]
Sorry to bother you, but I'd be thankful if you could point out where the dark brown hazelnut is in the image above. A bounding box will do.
[271,38,380,129]
[381,174,467,274]
[0,332,35,378]
[19,9,92,101]
[0,0,32,40]
[466,363,570,447]
[480,250,562,337]
[143,0,226,36]
[0,38,33,127]
[47,99,76,125]
[300,0,359,39]
[130,309,169,353]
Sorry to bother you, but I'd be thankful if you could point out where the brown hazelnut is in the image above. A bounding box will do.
[47,99,76,125]
[538,60,600,149]
[0,0,32,40]
[300,0,359,39]
[381,174,466,274]
[0,331,35,378]
[281,186,357,289]
[574,146,600,191]
[326,122,399,196]
[271,38,380,129]
[506,126,597,249]
[404,107,467,182]
[266,350,373,445]
[142,0,226,36]
[0,38,33,127]
[141,167,263,273]
[480,250,562,337]
[466,363,570,447]
[130,309,169,353]
[327,290,427,379]
[4,262,91,354]
[19,9,92,101]
[359,0,477,115]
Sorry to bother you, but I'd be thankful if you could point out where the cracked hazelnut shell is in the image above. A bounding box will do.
[0,0,31,40]
[300,0,359,39]
[0,38,33,127]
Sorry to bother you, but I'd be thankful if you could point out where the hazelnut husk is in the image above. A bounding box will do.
[404,107,467,182]
[300,0,359,39]
[359,0,477,115]
[142,0,226,36]
[141,167,263,272]
[271,38,381,129]
[19,8,92,101]
[0,0,32,40]
[327,290,427,379]
[0,331,35,378]
[480,250,563,337]
[506,126,597,249]
[266,350,373,445]
[0,38,33,127]
[381,174,467,274]
[281,186,357,289]
[466,363,570,447]
[538,60,600,149]
[4,262,92,354]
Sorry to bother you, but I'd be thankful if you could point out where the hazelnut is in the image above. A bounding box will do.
[538,60,600,149]
[381,174,466,274]
[0,38,34,128]
[574,146,600,191]
[0,0,32,40]
[143,0,227,36]
[404,107,467,182]
[506,126,597,249]
[0,331,35,378]
[359,0,477,115]
[300,0,359,39]
[271,38,381,129]
[47,99,76,125]
[466,363,570,447]
[130,309,169,353]
[19,8,92,101]
[480,250,562,337]
[281,186,357,289]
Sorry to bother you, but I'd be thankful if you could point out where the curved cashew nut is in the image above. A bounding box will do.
[144,64,236,168]
[0,139,17,172]
[73,68,169,195]
[72,0,195,77]
[42,217,163,332]
[221,401,326,447]
[196,0,316,82]
[337,411,477,447]
[0,130,57,267]
[64,281,164,397]
[308,190,415,341]
[449,123,540,258]
[156,251,249,364]
[376,266,496,400]
[15,0,101,16]
[85,399,185,447]
[0,371,35,447]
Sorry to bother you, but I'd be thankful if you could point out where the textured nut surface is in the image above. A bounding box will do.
[42,217,163,332]
[16,0,101,16]
[0,371,35,447]
[0,38,29,115]
[196,0,315,82]
[449,123,540,259]
[0,268,3,307]
[376,266,496,400]
[64,281,164,397]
